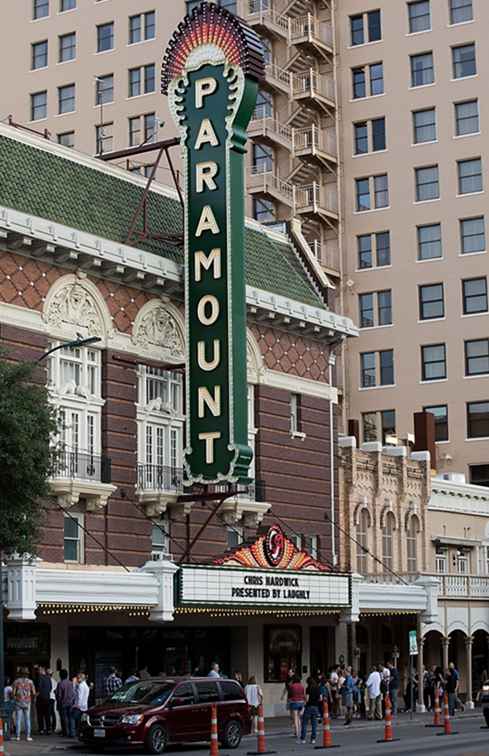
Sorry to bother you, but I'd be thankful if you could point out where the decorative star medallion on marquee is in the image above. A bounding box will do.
[214,524,330,573]
[162,2,264,486]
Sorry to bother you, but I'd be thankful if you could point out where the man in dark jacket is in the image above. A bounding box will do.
[37,667,53,734]
[387,663,400,716]
[55,670,75,737]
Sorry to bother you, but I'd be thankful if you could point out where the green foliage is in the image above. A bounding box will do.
[0,357,57,554]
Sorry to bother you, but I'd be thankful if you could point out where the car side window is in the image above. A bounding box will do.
[220,681,242,702]
[173,683,195,706]
[196,681,220,703]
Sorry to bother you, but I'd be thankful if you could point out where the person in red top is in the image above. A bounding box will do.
[288,675,306,741]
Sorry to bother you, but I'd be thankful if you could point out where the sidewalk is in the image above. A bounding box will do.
[3,709,482,755]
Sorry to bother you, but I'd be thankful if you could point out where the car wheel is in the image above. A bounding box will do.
[145,723,168,755]
[222,719,242,749]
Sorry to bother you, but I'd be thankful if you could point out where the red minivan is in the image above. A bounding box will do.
[79,677,251,754]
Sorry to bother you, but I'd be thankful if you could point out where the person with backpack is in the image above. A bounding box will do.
[12,668,36,742]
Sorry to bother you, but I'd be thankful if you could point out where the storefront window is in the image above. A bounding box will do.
[264,625,302,683]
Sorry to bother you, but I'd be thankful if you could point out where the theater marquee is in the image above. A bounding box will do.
[162,2,264,485]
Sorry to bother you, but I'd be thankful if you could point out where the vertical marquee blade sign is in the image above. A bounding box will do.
[162,2,264,484]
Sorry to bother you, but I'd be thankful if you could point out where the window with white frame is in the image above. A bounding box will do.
[151,516,170,559]
[137,365,184,489]
[357,509,369,573]
[48,343,102,464]
[435,546,448,573]
[64,512,84,563]
[406,516,419,572]
[227,526,243,550]
[382,511,395,572]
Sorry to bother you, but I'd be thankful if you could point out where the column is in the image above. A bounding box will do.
[465,636,474,709]
[442,636,450,670]
[335,616,349,666]
[416,618,425,713]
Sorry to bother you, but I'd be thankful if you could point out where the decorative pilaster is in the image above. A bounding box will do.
[6,557,38,621]
[416,623,425,712]
[442,636,450,670]
[465,636,474,709]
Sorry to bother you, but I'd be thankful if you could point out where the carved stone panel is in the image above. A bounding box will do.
[131,302,184,361]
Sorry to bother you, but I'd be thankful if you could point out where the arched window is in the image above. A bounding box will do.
[357,509,370,573]
[406,515,420,573]
[382,512,395,573]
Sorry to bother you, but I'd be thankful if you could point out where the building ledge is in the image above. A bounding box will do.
[136,489,181,517]
[50,479,117,511]
[219,497,271,527]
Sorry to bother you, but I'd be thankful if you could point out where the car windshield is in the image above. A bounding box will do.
[107,682,174,706]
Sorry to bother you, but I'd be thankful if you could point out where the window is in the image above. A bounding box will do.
[419,283,444,319]
[227,526,243,550]
[463,277,488,314]
[411,52,434,86]
[151,517,170,559]
[382,512,395,572]
[370,62,384,95]
[60,0,76,10]
[30,90,47,121]
[57,131,74,148]
[408,1,431,33]
[360,350,394,387]
[362,409,396,443]
[421,343,446,380]
[467,401,489,438]
[435,546,448,573]
[173,682,195,706]
[95,74,113,105]
[450,0,473,24]
[264,626,301,683]
[354,117,386,154]
[129,11,156,43]
[356,509,369,573]
[470,465,489,488]
[465,339,489,376]
[359,293,374,328]
[129,64,156,97]
[350,10,381,45]
[352,63,384,99]
[261,37,272,64]
[452,43,476,78]
[406,516,419,573]
[129,113,157,147]
[290,393,301,433]
[423,404,449,441]
[417,223,442,259]
[64,514,83,562]
[97,22,114,53]
[252,143,273,173]
[455,100,479,136]
[59,32,76,62]
[219,0,237,11]
[355,174,388,211]
[58,83,75,114]
[196,681,220,704]
[359,290,392,327]
[95,122,113,155]
[415,164,439,201]
[358,231,390,269]
[253,198,275,223]
[413,108,436,143]
[255,89,273,119]
[352,67,366,99]
[458,158,482,195]
[460,217,485,254]
[32,40,48,69]
[33,0,49,19]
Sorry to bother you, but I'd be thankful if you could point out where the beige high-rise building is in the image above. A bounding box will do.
[2,0,488,482]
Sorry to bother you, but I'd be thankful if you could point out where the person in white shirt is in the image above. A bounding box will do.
[244,676,263,734]
[366,666,382,720]
[69,673,90,738]
[207,663,221,678]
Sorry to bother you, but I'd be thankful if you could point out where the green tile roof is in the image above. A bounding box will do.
[0,132,324,309]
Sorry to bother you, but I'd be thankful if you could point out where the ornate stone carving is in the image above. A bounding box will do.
[45,282,104,337]
[132,304,184,359]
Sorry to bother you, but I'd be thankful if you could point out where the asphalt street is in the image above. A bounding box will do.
[4,714,489,756]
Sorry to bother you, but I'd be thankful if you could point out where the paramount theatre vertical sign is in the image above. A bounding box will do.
[162,3,264,485]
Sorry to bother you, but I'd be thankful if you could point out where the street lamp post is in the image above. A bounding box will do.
[0,335,101,727]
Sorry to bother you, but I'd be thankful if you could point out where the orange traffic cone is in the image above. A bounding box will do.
[426,688,443,727]
[436,693,458,736]
[247,703,275,755]
[377,694,400,743]
[210,704,219,756]
[315,699,340,749]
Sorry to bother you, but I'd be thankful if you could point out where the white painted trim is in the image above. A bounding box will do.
[262,368,338,403]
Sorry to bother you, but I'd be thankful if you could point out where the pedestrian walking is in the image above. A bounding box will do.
[55,669,75,737]
[341,667,354,725]
[207,662,221,678]
[3,677,14,740]
[449,662,465,712]
[281,668,296,735]
[366,665,382,720]
[104,667,122,697]
[37,666,53,734]
[300,677,321,744]
[288,674,306,741]
[12,667,36,742]
[329,666,340,718]
[244,675,263,734]
[47,669,57,734]
[69,673,89,738]
[387,662,400,717]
